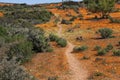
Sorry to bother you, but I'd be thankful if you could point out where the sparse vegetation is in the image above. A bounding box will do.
[97,49,107,56]
[98,28,113,39]
[94,45,101,51]
[61,19,72,24]
[105,44,113,52]
[73,45,88,52]
[113,50,120,56]
[109,16,120,23]
[48,76,58,80]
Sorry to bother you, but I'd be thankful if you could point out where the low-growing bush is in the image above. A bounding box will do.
[28,28,52,52]
[94,45,101,51]
[113,50,120,56]
[70,16,77,21]
[49,33,59,41]
[118,41,120,45]
[0,37,5,48]
[61,19,72,24]
[7,40,34,63]
[56,38,67,47]
[98,28,113,39]
[48,76,58,80]
[73,45,88,52]
[109,16,120,23]
[97,49,107,56]
[105,44,113,52]
[0,58,36,80]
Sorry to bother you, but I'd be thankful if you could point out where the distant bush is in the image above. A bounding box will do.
[0,37,5,48]
[0,26,7,37]
[105,44,113,52]
[98,28,113,39]
[48,76,58,80]
[94,45,101,51]
[56,38,67,47]
[70,16,77,21]
[73,45,88,52]
[0,58,36,80]
[118,41,120,45]
[97,49,107,56]
[113,50,120,56]
[78,14,84,20]
[109,16,120,23]
[7,40,33,63]
[61,19,72,24]
[49,33,59,42]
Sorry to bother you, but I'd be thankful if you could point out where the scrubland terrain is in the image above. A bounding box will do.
[1,1,120,80]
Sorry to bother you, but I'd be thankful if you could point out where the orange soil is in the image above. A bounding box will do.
[25,3,120,80]
[0,3,13,6]
[24,43,70,80]
[0,12,3,17]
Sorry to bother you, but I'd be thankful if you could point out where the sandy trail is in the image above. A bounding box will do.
[57,21,88,80]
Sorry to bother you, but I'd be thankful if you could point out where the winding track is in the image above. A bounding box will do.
[57,20,88,80]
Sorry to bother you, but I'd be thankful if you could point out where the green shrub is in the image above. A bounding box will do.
[46,47,54,52]
[113,50,120,56]
[94,45,101,51]
[70,16,77,21]
[61,19,72,24]
[98,28,113,39]
[49,33,59,41]
[56,38,67,47]
[0,37,5,48]
[7,40,33,63]
[97,49,107,56]
[118,41,120,45]
[0,58,36,80]
[28,28,51,52]
[0,26,7,37]
[73,45,88,52]
[105,44,113,52]
[48,76,58,80]
[109,16,120,23]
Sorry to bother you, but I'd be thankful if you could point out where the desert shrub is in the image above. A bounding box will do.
[48,76,58,80]
[73,45,88,52]
[98,28,113,39]
[105,44,113,52]
[56,38,67,47]
[94,45,101,51]
[49,33,59,41]
[0,26,7,37]
[70,16,77,21]
[84,0,115,18]
[113,50,120,56]
[0,37,5,48]
[0,58,36,80]
[97,49,107,56]
[4,7,53,24]
[77,14,84,20]
[94,72,103,77]
[61,19,72,24]
[7,40,33,63]
[118,41,120,45]
[109,16,120,23]
[28,28,52,52]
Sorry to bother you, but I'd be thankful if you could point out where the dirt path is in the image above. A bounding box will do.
[57,21,88,80]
